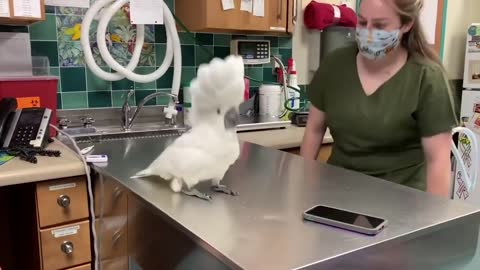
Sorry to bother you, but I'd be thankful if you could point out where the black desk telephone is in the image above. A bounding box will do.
[0,97,52,149]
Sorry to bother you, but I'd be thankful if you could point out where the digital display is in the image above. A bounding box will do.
[305,205,385,229]
[238,42,257,56]
[18,109,44,125]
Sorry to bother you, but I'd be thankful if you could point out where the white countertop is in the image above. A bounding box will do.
[237,125,333,149]
[0,139,86,187]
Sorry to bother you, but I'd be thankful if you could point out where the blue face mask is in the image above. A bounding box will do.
[355,27,401,60]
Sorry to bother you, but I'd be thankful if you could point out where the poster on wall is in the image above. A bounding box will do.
[463,24,480,89]
[45,0,89,8]
[467,24,480,53]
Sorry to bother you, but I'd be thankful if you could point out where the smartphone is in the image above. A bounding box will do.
[303,205,388,235]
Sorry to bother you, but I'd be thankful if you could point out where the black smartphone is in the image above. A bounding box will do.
[303,205,388,235]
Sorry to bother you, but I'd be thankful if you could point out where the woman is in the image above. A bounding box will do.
[300,0,458,198]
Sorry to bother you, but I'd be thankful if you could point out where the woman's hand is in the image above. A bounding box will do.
[422,132,453,198]
[300,105,327,160]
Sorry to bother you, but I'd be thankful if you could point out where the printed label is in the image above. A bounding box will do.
[16,96,40,108]
[49,182,76,191]
[52,225,79,238]
[0,0,10,17]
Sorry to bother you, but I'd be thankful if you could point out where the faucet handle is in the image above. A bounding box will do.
[165,115,177,127]
[58,117,71,129]
[81,116,95,127]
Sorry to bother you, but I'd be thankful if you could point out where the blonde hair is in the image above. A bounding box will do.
[392,0,441,66]
[392,0,459,124]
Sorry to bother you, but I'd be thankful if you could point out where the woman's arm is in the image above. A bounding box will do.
[300,105,327,160]
[421,132,453,198]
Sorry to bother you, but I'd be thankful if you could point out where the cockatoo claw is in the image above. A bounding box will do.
[182,189,212,201]
[212,185,238,196]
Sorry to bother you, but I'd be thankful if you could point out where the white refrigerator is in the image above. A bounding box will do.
[454,23,480,204]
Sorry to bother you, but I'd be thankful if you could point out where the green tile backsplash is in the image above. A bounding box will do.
[20,1,294,109]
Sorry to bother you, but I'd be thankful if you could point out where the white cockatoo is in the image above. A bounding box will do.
[131,55,245,200]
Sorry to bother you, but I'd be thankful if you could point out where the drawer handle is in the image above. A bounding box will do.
[277,0,283,20]
[112,229,124,245]
[57,195,71,208]
[61,241,74,255]
[113,186,123,201]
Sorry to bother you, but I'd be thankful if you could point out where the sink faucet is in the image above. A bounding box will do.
[121,90,179,131]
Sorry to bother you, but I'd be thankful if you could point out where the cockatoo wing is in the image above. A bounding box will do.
[131,128,238,188]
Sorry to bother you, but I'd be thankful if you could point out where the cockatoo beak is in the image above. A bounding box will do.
[224,107,239,130]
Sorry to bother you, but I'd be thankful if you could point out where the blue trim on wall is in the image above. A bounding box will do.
[440,0,448,61]
[356,0,360,13]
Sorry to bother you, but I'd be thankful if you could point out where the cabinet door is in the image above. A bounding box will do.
[267,0,289,33]
[287,0,297,33]
[0,0,45,26]
[205,0,270,32]
[93,174,128,270]
[175,0,290,33]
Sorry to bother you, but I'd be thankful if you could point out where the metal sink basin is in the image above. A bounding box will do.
[59,127,186,144]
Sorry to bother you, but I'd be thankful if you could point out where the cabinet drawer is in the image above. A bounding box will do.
[67,263,91,270]
[36,176,89,228]
[101,257,129,270]
[95,215,127,261]
[40,220,91,270]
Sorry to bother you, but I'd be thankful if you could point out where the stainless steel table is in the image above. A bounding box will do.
[88,136,480,270]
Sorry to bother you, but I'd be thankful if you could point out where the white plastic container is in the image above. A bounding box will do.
[259,84,282,117]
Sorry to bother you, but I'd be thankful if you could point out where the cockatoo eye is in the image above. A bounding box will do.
[217,108,221,115]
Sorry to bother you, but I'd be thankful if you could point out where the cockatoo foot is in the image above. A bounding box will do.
[182,188,212,201]
[212,185,238,196]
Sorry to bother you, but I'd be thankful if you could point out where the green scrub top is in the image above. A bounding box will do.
[307,45,458,191]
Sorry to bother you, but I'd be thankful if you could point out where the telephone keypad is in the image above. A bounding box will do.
[13,125,38,146]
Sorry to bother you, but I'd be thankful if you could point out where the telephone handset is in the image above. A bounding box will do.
[0,98,52,149]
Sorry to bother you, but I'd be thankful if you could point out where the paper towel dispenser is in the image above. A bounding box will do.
[320,26,356,63]
[308,26,356,73]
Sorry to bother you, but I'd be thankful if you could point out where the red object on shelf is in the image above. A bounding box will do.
[0,76,59,137]
[304,2,357,30]
[244,78,250,101]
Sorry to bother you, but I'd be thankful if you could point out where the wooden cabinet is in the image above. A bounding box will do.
[39,220,91,270]
[0,176,91,270]
[175,0,296,34]
[0,0,45,26]
[35,176,92,270]
[94,175,129,270]
[36,176,89,228]
[67,264,91,270]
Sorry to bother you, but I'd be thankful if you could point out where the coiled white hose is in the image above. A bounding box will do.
[81,0,181,119]
[452,127,479,193]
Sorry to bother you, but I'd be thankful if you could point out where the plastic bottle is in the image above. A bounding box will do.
[259,84,282,117]
[287,58,301,110]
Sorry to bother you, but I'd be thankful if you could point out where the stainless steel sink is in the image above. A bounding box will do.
[59,127,186,144]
